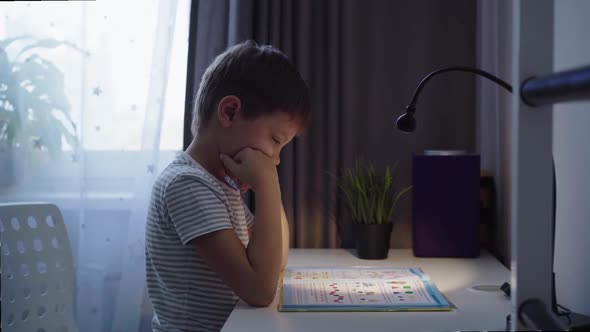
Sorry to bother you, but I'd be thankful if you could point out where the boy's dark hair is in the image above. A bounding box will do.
[192,40,311,135]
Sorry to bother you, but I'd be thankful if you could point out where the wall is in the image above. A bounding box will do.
[553,0,590,317]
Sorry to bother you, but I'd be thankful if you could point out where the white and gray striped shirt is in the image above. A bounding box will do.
[145,152,254,332]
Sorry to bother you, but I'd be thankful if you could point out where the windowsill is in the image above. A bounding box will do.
[0,191,135,210]
[0,150,181,210]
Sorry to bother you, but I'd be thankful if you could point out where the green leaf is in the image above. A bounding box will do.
[390,186,413,219]
[335,159,410,225]
[17,55,66,95]
[58,119,79,149]
[0,110,20,147]
[16,39,85,59]
[0,35,33,49]
[384,166,392,192]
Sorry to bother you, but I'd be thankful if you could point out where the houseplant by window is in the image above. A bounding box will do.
[0,37,81,187]
[337,160,412,259]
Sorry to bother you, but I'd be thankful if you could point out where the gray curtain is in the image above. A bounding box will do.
[185,0,476,248]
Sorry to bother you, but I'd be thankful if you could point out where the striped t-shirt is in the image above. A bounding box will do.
[145,152,254,332]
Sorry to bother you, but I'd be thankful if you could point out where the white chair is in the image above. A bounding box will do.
[1,202,78,332]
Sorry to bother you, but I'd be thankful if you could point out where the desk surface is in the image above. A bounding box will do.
[222,249,511,332]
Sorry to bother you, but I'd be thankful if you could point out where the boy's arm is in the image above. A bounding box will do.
[279,204,290,271]
[247,202,289,271]
[192,149,283,307]
[193,181,282,307]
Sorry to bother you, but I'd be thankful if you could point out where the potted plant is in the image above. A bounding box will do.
[336,160,412,259]
[0,37,81,187]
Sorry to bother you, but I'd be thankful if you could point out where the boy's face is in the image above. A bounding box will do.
[215,96,302,176]
[225,110,300,166]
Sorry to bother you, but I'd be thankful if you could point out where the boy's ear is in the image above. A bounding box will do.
[216,95,242,128]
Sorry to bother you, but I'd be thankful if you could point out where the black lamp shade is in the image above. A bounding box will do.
[396,112,416,133]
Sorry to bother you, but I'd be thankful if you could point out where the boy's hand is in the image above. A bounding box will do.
[220,148,279,192]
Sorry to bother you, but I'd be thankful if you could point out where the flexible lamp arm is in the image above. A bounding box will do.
[406,66,513,113]
[398,67,513,132]
[398,65,590,133]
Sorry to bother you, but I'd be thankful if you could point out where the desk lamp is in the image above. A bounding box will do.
[396,65,590,331]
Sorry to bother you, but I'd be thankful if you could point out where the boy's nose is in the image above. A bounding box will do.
[273,156,280,166]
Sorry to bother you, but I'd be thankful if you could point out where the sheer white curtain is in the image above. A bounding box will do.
[0,1,190,331]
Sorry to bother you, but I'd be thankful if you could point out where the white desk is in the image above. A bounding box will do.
[222,249,511,332]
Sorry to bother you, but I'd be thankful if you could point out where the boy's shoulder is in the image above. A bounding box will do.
[157,152,225,197]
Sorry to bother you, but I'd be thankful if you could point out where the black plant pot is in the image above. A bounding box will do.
[353,223,393,260]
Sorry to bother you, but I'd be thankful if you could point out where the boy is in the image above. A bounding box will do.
[145,41,311,332]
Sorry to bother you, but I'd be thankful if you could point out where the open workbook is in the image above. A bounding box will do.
[278,267,451,312]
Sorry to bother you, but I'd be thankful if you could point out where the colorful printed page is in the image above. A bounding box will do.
[279,267,451,312]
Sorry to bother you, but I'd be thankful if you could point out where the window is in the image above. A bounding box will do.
[0,0,190,195]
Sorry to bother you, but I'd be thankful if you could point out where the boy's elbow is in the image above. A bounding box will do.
[243,283,277,307]
[245,295,274,307]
